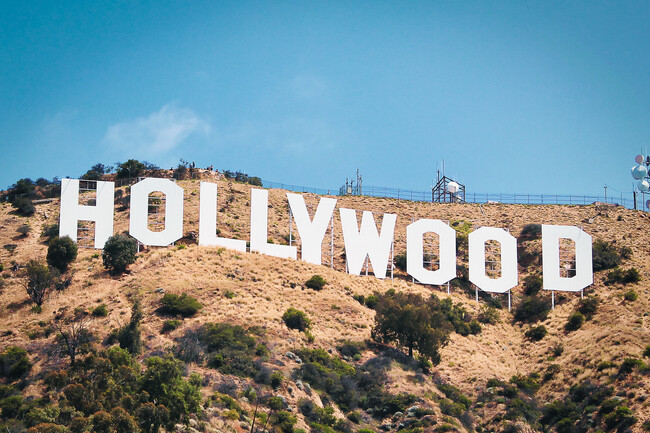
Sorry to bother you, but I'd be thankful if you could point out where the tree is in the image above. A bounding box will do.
[53,316,93,366]
[141,355,202,426]
[372,290,453,364]
[118,301,143,355]
[102,234,137,274]
[116,160,145,179]
[81,163,112,180]
[47,236,78,272]
[23,260,59,306]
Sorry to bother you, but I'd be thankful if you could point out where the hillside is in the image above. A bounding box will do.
[0,174,649,433]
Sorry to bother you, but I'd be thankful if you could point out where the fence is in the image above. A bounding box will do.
[263,180,641,210]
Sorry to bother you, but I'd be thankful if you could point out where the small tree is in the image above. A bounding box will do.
[23,260,59,306]
[118,301,143,355]
[102,234,137,275]
[116,159,145,179]
[53,313,94,365]
[47,236,78,273]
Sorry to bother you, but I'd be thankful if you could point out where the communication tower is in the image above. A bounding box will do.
[339,169,363,196]
[432,163,465,203]
[630,153,650,210]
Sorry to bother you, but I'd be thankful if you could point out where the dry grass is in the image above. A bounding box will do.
[1,178,649,428]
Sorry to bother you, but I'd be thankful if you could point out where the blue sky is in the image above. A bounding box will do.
[2,1,649,197]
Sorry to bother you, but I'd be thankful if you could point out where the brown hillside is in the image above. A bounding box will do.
[0,177,649,432]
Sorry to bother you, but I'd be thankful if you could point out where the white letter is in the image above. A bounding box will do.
[340,208,396,279]
[287,193,337,265]
[250,189,297,259]
[198,182,246,252]
[406,219,456,285]
[130,178,183,246]
[542,225,593,292]
[468,227,518,293]
[59,178,114,249]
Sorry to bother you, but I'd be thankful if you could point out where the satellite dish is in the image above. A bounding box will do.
[631,165,648,180]
[447,181,459,194]
[638,179,650,192]
[635,154,644,164]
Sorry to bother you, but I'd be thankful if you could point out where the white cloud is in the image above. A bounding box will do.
[102,104,209,156]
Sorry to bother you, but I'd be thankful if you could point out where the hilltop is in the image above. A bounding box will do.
[0,171,649,433]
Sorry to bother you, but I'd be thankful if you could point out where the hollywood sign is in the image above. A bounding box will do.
[59,178,593,294]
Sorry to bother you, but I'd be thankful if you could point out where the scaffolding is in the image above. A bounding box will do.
[432,172,465,203]
[76,180,98,248]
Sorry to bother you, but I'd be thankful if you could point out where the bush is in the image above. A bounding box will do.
[305,275,327,291]
[161,319,181,333]
[592,240,622,271]
[91,304,109,317]
[643,345,650,358]
[23,260,59,306]
[47,236,78,273]
[270,371,283,389]
[0,346,32,380]
[565,312,585,332]
[477,305,500,324]
[17,224,31,237]
[618,358,644,376]
[523,275,543,296]
[159,293,203,317]
[102,234,137,275]
[394,252,407,271]
[624,290,638,301]
[514,296,550,323]
[12,197,35,216]
[520,224,542,241]
[606,267,641,285]
[117,301,143,355]
[283,308,311,331]
[41,224,59,241]
[525,325,548,341]
[577,296,598,320]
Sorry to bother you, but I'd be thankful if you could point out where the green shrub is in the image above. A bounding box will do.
[176,322,265,378]
[592,240,622,271]
[283,308,311,331]
[525,325,548,341]
[565,312,585,332]
[618,358,644,376]
[159,293,203,317]
[117,301,143,355]
[0,346,32,380]
[91,304,109,317]
[520,224,542,241]
[510,373,540,394]
[624,290,638,301]
[161,319,181,333]
[514,296,550,323]
[102,234,137,275]
[606,267,641,285]
[305,275,327,291]
[477,305,500,324]
[41,224,59,241]
[577,296,598,320]
[523,275,543,296]
[270,371,284,389]
[394,252,407,271]
[24,260,59,306]
[46,236,78,273]
[12,197,35,216]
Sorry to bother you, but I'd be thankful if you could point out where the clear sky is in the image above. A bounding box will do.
[2,1,649,197]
